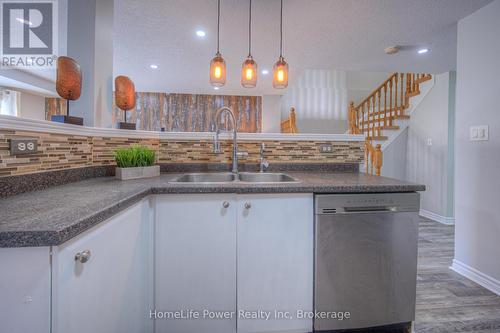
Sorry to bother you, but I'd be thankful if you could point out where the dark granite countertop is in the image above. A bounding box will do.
[0,172,424,248]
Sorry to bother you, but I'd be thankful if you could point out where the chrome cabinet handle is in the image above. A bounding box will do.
[244,202,252,210]
[223,201,230,208]
[75,250,91,263]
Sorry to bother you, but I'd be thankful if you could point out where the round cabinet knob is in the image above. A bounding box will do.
[223,201,230,208]
[244,202,252,210]
[75,250,91,263]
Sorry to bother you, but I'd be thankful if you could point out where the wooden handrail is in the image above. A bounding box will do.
[350,72,432,175]
[356,73,398,108]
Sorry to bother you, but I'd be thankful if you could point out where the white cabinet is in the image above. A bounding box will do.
[2,192,314,333]
[52,198,154,333]
[237,194,314,333]
[155,194,237,333]
[0,247,51,333]
[154,193,313,333]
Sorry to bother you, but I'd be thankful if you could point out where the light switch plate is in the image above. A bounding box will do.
[10,138,38,155]
[470,125,489,141]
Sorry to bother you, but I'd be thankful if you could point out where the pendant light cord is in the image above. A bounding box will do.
[279,0,283,57]
[248,0,252,57]
[217,0,221,53]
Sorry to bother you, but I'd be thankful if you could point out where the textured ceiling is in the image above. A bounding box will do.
[114,0,490,95]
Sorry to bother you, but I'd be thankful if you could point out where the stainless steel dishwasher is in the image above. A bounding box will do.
[314,193,420,331]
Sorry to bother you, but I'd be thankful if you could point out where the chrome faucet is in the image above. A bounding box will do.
[259,143,269,172]
[213,107,247,175]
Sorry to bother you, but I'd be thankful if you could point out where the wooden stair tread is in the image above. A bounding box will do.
[381,125,399,130]
[359,125,400,130]
[366,136,388,141]
[415,76,432,84]
[394,115,410,119]
[358,106,407,118]
[406,90,420,97]
[360,117,402,125]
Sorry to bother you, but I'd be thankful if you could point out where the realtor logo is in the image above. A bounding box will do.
[1,0,58,68]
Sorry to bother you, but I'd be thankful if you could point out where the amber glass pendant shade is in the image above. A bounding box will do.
[272,56,288,89]
[210,0,226,87]
[210,53,226,87]
[241,57,257,88]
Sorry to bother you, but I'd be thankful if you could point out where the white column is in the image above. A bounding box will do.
[66,0,113,127]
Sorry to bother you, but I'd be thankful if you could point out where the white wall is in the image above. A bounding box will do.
[67,0,114,127]
[280,70,348,134]
[454,0,500,287]
[66,0,96,125]
[346,71,392,105]
[262,95,282,133]
[94,0,114,128]
[381,128,408,181]
[379,73,455,221]
[19,92,46,121]
[406,72,454,218]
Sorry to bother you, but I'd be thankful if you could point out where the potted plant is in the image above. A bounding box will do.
[114,145,160,180]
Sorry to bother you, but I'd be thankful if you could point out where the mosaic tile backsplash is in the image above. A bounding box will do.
[0,129,364,177]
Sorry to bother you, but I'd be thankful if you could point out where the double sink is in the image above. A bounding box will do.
[170,172,299,184]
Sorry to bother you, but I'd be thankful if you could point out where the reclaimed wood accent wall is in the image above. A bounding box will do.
[45,98,67,119]
[112,93,262,132]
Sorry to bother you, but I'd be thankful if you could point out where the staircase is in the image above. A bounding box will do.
[348,73,434,175]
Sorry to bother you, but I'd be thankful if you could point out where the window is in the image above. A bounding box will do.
[0,89,20,116]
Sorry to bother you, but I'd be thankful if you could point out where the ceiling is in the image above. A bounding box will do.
[113,0,492,96]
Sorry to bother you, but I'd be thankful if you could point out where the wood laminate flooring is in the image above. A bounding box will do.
[415,218,500,333]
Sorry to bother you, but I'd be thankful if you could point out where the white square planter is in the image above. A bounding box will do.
[115,165,160,180]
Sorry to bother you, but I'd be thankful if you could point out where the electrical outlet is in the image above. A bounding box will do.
[10,138,38,155]
[470,126,489,141]
[319,144,333,153]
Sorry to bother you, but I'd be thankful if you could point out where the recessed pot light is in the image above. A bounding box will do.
[196,30,206,37]
[261,69,269,75]
[418,48,429,54]
[150,64,158,69]
[214,87,220,90]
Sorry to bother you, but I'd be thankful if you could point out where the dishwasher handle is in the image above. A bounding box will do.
[319,206,417,214]
[343,206,397,213]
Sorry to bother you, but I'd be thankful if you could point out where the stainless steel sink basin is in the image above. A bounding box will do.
[238,172,298,183]
[172,173,236,183]
[170,172,298,183]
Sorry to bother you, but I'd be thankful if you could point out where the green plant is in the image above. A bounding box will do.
[114,145,156,168]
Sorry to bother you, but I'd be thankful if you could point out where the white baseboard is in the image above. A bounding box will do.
[419,209,455,225]
[450,259,500,296]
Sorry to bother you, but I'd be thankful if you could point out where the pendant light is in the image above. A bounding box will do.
[273,0,288,89]
[210,0,226,87]
[241,0,257,88]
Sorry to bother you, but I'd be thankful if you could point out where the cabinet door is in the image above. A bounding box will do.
[52,199,154,333]
[0,247,51,333]
[237,194,314,333]
[155,194,237,333]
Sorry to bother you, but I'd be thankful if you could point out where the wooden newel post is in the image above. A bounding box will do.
[374,144,383,176]
[348,101,355,134]
[289,107,297,132]
[365,138,371,175]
